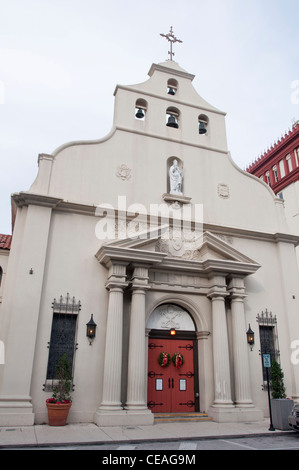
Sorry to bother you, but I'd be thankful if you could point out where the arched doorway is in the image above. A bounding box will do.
[147,304,199,413]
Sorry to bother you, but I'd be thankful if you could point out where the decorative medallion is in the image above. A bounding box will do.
[116,164,132,181]
[217,183,230,199]
[160,305,183,329]
[155,228,203,259]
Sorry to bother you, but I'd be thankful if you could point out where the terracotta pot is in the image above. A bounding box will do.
[46,402,72,426]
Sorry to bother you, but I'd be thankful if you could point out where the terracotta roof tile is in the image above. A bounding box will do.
[0,234,12,250]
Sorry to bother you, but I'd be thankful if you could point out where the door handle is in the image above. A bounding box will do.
[168,378,175,388]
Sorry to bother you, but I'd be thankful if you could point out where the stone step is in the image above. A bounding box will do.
[154,412,213,423]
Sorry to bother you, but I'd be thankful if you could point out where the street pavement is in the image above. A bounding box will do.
[0,418,295,449]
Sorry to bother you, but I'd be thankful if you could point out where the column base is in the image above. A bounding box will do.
[0,396,35,426]
[94,408,154,427]
[209,405,264,423]
[97,402,123,412]
[125,401,149,411]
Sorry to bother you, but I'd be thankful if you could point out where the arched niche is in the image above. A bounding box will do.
[147,303,196,332]
[166,156,183,195]
[135,98,147,120]
[167,78,178,95]
[166,106,180,128]
[198,114,209,135]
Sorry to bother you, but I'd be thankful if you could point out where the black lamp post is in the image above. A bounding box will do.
[86,314,97,345]
[246,324,255,350]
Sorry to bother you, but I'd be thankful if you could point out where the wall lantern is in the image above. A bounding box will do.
[170,328,176,336]
[246,324,255,350]
[86,314,97,345]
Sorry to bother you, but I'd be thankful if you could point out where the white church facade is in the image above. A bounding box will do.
[1,58,299,427]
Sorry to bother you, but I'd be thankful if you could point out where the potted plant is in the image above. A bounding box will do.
[46,354,72,426]
[270,360,293,430]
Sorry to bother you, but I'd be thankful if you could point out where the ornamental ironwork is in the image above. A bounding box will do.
[256,308,277,326]
[44,294,80,390]
[256,309,280,387]
[52,293,81,314]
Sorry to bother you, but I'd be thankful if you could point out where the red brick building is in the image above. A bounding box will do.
[246,121,299,198]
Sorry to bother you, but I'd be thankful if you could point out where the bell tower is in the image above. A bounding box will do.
[112,58,228,155]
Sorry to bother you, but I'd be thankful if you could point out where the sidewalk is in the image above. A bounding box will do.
[0,419,293,448]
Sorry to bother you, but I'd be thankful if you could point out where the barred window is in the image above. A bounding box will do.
[46,313,77,379]
[44,294,81,390]
[257,309,280,384]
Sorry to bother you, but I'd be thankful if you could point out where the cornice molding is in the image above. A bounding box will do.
[12,193,299,247]
[11,192,62,208]
[148,63,196,81]
[95,245,167,268]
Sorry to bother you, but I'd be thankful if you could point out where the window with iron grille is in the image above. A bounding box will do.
[257,309,280,385]
[44,294,81,391]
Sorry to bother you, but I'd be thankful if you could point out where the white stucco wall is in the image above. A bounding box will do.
[1,60,299,425]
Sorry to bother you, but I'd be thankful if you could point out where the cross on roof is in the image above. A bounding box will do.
[160,26,182,61]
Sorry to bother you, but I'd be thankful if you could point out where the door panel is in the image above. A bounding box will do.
[147,337,195,413]
[148,339,171,412]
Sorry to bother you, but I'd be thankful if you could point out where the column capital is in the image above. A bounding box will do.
[227,276,247,300]
[105,261,128,290]
[196,331,211,340]
[207,289,229,301]
[105,282,128,291]
[130,265,150,291]
[229,291,247,301]
[207,274,228,300]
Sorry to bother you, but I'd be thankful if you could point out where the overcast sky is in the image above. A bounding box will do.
[0,0,298,234]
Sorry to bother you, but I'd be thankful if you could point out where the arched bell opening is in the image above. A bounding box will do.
[135,98,147,120]
[166,107,180,129]
[198,114,209,135]
[167,78,178,96]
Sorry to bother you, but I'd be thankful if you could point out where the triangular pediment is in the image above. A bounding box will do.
[96,227,260,276]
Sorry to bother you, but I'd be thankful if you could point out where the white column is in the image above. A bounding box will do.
[126,266,152,418]
[126,288,147,409]
[229,277,254,407]
[208,276,233,407]
[96,263,127,415]
[99,286,125,410]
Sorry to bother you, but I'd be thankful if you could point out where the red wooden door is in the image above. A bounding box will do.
[147,338,195,413]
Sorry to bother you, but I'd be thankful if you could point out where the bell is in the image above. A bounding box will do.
[198,121,207,134]
[166,115,178,128]
[135,108,145,119]
[168,87,175,95]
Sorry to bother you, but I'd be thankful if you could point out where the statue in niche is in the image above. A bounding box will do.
[169,159,183,195]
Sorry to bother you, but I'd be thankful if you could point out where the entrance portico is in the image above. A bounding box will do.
[94,230,263,426]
